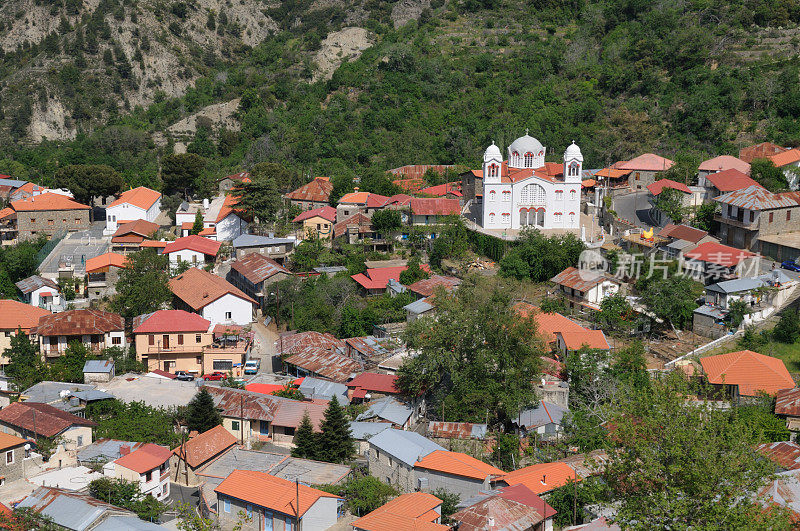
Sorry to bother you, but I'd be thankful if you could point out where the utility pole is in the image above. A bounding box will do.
[295,478,300,530]
[240,395,245,446]
[275,285,280,329]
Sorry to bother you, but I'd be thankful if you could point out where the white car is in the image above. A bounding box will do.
[244,359,260,375]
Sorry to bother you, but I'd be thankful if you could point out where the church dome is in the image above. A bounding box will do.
[484,142,502,161]
[564,141,583,161]
[508,134,544,156]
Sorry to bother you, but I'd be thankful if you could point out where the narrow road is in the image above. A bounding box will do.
[251,317,279,374]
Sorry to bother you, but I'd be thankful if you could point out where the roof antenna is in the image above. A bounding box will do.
[525,128,529,135]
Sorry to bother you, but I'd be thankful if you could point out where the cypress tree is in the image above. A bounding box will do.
[318,396,353,464]
[291,411,319,460]
[186,388,222,433]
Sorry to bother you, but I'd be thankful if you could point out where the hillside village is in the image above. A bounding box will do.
[0,134,800,529]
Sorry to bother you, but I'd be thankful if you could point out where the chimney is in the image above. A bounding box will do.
[119,445,131,456]
[202,198,210,209]
[353,187,359,192]
[541,474,546,485]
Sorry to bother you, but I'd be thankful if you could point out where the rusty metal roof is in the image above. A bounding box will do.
[777,388,800,417]
[230,253,290,285]
[550,267,618,291]
[284,346,362,383]
[15,274,58,294]
[34,309,124,337]
[279,331,344,355]
[205,386,281,423]
[714,185,800,210]
[285,177,333,203]
[757,441,800,470]
[427,421,487,440]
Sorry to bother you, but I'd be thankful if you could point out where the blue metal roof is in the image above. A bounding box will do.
[83,360,114,373]
[349,421,392,440]
[298,377,349,404]
[515,401,569,429]
[232,234,295,248]
[403,299,433,314]
[366,429,444,467]
[0,178,28,188]
[356,396,413,426]
[693,304,727,319]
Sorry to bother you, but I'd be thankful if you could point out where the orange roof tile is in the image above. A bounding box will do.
[351,264,432,290]
[214,470,341,517]
[107,187,161,210]
[500,462,578,494]
[85,252,128,273]
[168,267,257,309]
[140,240,167,248]
[594,167,631,179]
[0,432,30,452]
[11,192,90,212]
[0,300,50,332]
[700,350,795,396]
[739,142,788,163]
[768,148,800,168]
[285,177,334,203]
[293,206,337,223]
[0,207,15,220]
[339,191,370,204]
[647,178,691,195]
[699,155,751,174]
[557,329,609,351]
[114,443,172,474]
[414,450,505,480]
[216,194,241,223]
[162,235,221,256]
[352,492,448,531]
[172,425,237,468]
[617,153,675,172]
[410,198,460,216]
[704,169,762,193]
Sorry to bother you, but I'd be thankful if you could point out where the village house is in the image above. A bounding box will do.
[618,153,675,191]
[352,492,448,531]
[217,172,251,192]
[337,190,378,219]
[163,235,221,271]
[333,212,387,249]
[698,155,751,181]
[775,388,800,434]
[214,469,342,531]
[77,439,151,467]
[110,219,160,254]
[740,141,789,163]
[103,443,172,501]
[34,309,125,358]
[0,300,50,366]
[699,168,762,200]
[297,377,350,404]
[104,186,161,234]
[19,381,112,416]
[292,206,337,240]
[657,223,719,257]
[406,274,461,299]
[699,350,795,400]
[427,421,488,443]
[403,297,436,322]
[0,432,37,484]
[683,241,758,283]
[513,401,570,437]
[494,461,579,495]
[85,252,127,301]
[420,181,463,199]
[343,336,401,367]
[0,401,96,453]
[285,176,334,210]
[367,428,444,492]
[351,264,432,295]
[231,233,296,262]
[350,422,391,455]
[647,179,698,225]
[176,194,248,241]
[768,148,800,190]
[283,343,363,383]
[0,177,29,200]
[169,267,257,326]
[9,192,91,241]
[451,484,557,531]
[346,372,401,403]
[550,267,621,312]
[83,360,115,384]
[227,253,292,309]
[409,197,461,228]
[15,274,61,309]
[0,206,17,244]
[356,396,420,429]
[713,185,800,252]
[171,425,238,486]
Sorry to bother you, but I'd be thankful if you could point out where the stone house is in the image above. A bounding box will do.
[217,172,251,192]
[0,432,36,484]
[10,192,91,240]
[550,267,621,312]
[170,425,237,486]
[0,401,96,453]
[83,360,115,383]
[367,429,444,493]
[227,253,292,309]
[0,300,50,365]
[284,176,333,210]
[231,234,296,262]
[618,153,675,192]
[85,252,127,301]
[103,443,172,501]
[713,185,800,252]
[34,309,125,359]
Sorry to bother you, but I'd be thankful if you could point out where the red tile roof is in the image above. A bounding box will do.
[392,178,426,193]
[133,309,211,334]
[699,155,751,174]
[0,402,96,437]
[557,328,609,351]
[0,300,50,332]
[162,235,221,256]
[285,177,333,203]
[769,148,800,168]
[415,450,505,480]
[230,253,290,284]
[594,167,631,179]
[140,240,167,249]
[704,169,762,193]
[776,388,800,417]
[684,242,755,267]
[34,309,123,337]
[406,275,461,298]
[346,373,399,394]
[700,350,795,396]
[107,187,161,210]
[757,441,800,470]
[409,197,460,216]
[739,142,788,163]
[215,194,241,223]
[114,443,171,474]
[617,153,675,172]
[419,182,463,197]
[646,178,691,195]
[214,470,341,517]
[245,383,287,395]
[366,194,391,208]
[384,194,413,207]
[550,267,619,291]
[219,172,251,184]
[500,462,578,494]
[352,492,448,531]
[351,264,432,290]
[657,223,709,243]
[11,192,90,212]
[172,425,237,468]
[0,207,16,220]
[0,432,30,452]
[497,484,557,518]
[85,252,128,273]
[339,191,371,204]
[169,267,257,309]
[293,206,337,223]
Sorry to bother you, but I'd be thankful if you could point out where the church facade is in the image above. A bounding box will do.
[478,133,583,231]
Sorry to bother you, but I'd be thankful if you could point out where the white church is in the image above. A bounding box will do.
[480,132,583,231]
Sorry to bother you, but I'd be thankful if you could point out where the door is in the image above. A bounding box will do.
[260,421,270,436]
[162,335,169,349]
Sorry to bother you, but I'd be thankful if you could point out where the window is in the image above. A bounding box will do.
[62,219,66,224]
[24,447,30,459]
[75,219,81,225]
[569,212,576,224]
[285,427,295,436]
[246,505,253,519]
[48,220,54,226]
[30,218,35,223]
[223,498,231,513]
[162,484,168,496]
[214,359,233,371]
[489,190,496,201]
[520,184,546,205]
[77,436,83,447]
[769,212,774,223]
[569,162,579,176]
[488,213,495,223]
[635,172,640,181]
[750,211,755,222]
[112,336,121,345]
[196,334,202,343]
[554,213,562,223]
[502,190,511,202]
[5,450,13,465]
[149,335,154,346]
[524,152,534,167]
[488,164,499,178]
[231,420,240,431]
[145,471,152,482]
[570,190,577,201]
[225,312,232,320]
[178,334,184,345]
[555,190,563,201]
[501,213,510,224]
[788,210,792,221]
[512,151,520,166]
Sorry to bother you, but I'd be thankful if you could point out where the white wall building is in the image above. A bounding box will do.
[480,134,583,231]
[105,187,162,234]
[103,443,171,501]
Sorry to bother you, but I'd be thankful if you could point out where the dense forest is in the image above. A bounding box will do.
[1,0,800,191]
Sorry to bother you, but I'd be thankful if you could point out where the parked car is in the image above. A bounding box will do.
[781,260,800,272]
[244,359,260,375]
[174,371,194,381]
[203,372,227,381]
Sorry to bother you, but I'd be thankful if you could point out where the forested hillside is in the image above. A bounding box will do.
[1,0,800,192]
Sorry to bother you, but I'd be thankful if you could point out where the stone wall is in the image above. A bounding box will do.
[16,209,90,240]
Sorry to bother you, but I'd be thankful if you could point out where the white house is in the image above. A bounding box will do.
[480,133,582,231]
[169,266,256,326]
[15,275,61,309]
[162,235,221,272]
[104,187,162,234]
[768,149,800,190]
[103,443,171,501]
[550,266,621,311]
[175,194,248,241]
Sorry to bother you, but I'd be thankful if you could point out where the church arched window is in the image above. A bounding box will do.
[569,212,575,224]
[569,162,579,177]
[489,213,495,223]
[502,190,511,202]
[489,164,498,178]
[489,190,496,201]
[520,184,546,205]
[570,189,576,201]
[512,152,520,167]
[524,152,534,167]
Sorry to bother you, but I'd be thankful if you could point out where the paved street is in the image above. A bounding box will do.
[610,191,658,228]
[39,221,109,276]
[251,316,279,373]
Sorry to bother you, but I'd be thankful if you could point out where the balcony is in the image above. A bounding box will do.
[714,213,757,230]
[146,345,205,354]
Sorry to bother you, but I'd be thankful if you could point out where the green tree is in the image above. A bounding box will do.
[161,153,207,198]
[250,162,300,192]
[693,202,717,232]
[190,210,204,235]
[640,274,703,331]
[186,388,222,434]
[111,249,171,320]
[291,411,319,460]
[397,277,543,426]
[319,476,398,517]
[652,187,685,223]
[499,230,584,282]
[54,164,124,206]
[86,399,181,447]
[398,257,429,285]
[774,309,800,344]
[229,175,281,223]
[0,266,18,298]
[548,478,608,528]
[429,216,470,268]
[539,296,568,314]
[3,330,44,391]
[48,341,90,383]
[318,396,353,464]
[727,298,750,329]
[491,432,519,470]
[370,209,402,249]
[595,293,635,335]
[89,477,167,521]
[750,158,789,192]
[430,488,460,524]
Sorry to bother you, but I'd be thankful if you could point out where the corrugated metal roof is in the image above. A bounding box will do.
[366,429,444,467]
[356,396,413,426]
[232,234,295,248]
[758,441,800,470]
[297,377,349,404]
[427,421,488,440]
[18,487,137,531]
[15,274,58,294]
[776,388,800,417]
[403,298,434,313]
[83,360,114,373]
[714,185,800,210]
[230,253,290,284]
[349,421,392,440]
[515,402,569,429]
